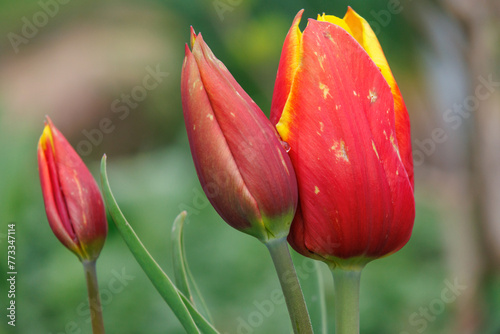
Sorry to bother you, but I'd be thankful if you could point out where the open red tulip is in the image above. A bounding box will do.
[271,8,415,266]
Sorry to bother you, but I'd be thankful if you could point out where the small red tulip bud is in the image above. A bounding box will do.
[38,117,107,261]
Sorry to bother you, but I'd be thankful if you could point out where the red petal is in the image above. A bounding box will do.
[341,7,414,188]
[38,131,79,253]
[393,90,413,188]
[270,10,304,126]
[281,20,414,259]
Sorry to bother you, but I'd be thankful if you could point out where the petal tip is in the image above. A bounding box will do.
[189,26,196,48]
[294,9,304,24]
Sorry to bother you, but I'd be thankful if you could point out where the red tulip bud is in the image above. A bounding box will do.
[271,9,415,266]
[38,117,107,261]
[181,30,298,243]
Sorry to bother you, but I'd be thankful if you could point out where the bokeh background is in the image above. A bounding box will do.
[1,0,499,333]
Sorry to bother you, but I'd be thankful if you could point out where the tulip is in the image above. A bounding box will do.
[181,28,298,243]
[270,9,415,333]
[38,117,108,261]
[182,28,313,334]
[271,8,415,266]
[38,117,107,333]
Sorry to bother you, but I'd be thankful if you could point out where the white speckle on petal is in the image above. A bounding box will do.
[277,147,290,176]
[319,82,331,99]
[190,79,201,95]
[390,134,402,162]
[315,52,326,71]
[372,140,379,159]
[330,139,349,162]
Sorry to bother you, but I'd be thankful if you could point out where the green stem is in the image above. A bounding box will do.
[315,261,328,334]
[266,238,313,334]
[330,267,362,334]
[83,260,105,334]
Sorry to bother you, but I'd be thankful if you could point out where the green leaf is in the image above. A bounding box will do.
[172,212,193,300]
[172,211,213,323]
[100,155,219,334]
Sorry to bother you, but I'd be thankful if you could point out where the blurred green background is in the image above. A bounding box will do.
[1,0,499,333]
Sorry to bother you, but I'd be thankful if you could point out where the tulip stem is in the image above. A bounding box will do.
[330,267,362,334]
[315,261,328,334]
[266,237,313,334]
[83,260,106,334]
